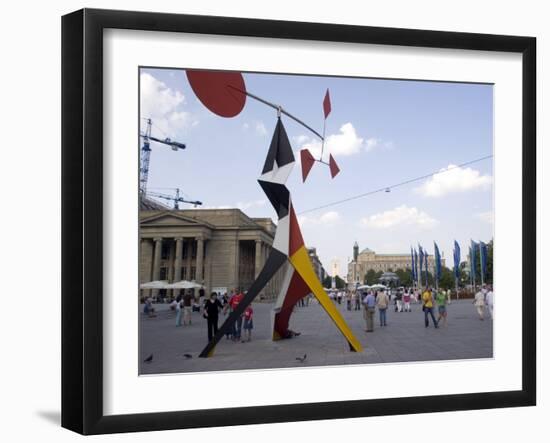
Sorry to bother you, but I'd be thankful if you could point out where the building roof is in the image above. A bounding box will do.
[139,195,170,211]
[360,247,374,254]
[139,207,276,236]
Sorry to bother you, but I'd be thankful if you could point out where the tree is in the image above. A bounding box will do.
[438,267,455,290]
[364,269,383,285]
[469,239,494,285]
[394,268,412,287]
[334,275,346,289]
[322,275,346,289]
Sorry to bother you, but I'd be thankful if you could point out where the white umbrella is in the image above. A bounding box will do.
[357,285,371,290]
[370,283,387,289]
[166,280,204,289]
[139,280,169,289]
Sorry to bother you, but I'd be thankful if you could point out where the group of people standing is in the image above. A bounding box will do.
[358,286,451,332]
[171,288,254,343]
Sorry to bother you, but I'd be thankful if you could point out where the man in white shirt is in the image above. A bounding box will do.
[474,289,486,320]
[485,286,494,320]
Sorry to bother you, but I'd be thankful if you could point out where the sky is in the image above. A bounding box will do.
[140,67,494,277]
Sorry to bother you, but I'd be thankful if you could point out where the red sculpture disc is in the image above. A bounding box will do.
[186,70,246,118]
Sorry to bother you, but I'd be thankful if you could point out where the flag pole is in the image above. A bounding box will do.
[479,242,485,286]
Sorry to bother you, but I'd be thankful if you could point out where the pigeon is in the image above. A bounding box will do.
[183,354,193,359]
[296,354,307,363]
[144,354,153,363]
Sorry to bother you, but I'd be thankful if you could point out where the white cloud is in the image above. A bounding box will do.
[297,123,392,162]
[293,135,310,145]
[298,211,341,227]
[476,211,494,225]
[415,164,492,198]
[319,211,341,225]
[236,199,267,211]
[140,72,197,136]
[242,121,268,136]
[255,122,268,136]
[360,205,438,229]
[300,123,363,160]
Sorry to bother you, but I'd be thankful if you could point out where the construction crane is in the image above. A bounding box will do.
[147,188,202,209]
[140,118,186,194]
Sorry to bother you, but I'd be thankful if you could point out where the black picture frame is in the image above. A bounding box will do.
[62,8,536,435]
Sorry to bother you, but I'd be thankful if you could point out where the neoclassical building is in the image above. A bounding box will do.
[307,247,326,283]
[347,242,444,285]
[139,200,285,300]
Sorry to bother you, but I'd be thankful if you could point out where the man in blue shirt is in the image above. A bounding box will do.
[363,291,376,332]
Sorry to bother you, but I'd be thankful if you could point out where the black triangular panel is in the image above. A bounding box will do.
[258,179,290,219]
[261,118,295,174]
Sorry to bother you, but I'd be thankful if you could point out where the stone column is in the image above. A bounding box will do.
[255,239,262,279]
[196,236,204,284]
[186,238,193,279]
[152,237,162,298]
[167,239,175,282]
[173,237,183,297]
[234,238,241,291]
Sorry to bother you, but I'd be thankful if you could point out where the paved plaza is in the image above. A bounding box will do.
[139,298,493,374]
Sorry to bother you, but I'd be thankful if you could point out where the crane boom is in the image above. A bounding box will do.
[147,188,202,209]
[139,118,186,194]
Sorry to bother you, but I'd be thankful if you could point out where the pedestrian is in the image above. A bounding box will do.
[395,290,403,312]
[376,290,390,327]
[474,288,486,320]
[337,290,342,305]
[421,287,438,328]
[446,288,452,305]
[182,290,193,325]
[242,305,254,342]
[226,289,245,341]
[203,292,223,342]
[403,290,411,312]
[354,290,361,310]
[412,288,419,304]
[144,297,156,318]
[435,289,448,327]
[175,295,182,327]
[346,291,352,311]
[363,291,376,332]
[485,285,494,320]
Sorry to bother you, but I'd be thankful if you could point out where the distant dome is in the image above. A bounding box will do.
[379,271,400,287]
[360,247,374,254]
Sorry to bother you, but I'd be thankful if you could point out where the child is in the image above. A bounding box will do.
[242,305,254,342]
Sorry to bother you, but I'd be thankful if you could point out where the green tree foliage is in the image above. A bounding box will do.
[394,268,412,287]
[468,239,494,285]
[364,269,383,285]
[438,267,455,290]
[322,275,346,289]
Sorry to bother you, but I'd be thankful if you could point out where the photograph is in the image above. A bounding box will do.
[138,67,494,375]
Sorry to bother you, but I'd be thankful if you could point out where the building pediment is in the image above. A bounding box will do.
[140,211,215,229]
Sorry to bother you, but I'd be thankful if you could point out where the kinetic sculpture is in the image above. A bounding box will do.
[186,70,362,357]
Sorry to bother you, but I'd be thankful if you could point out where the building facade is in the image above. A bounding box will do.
[140,205,286,301]
[347,242,445,285]
[307,247,326,283]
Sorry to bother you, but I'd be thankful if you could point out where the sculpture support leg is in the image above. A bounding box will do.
[199,249,287,357]
[289,245,363,353]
